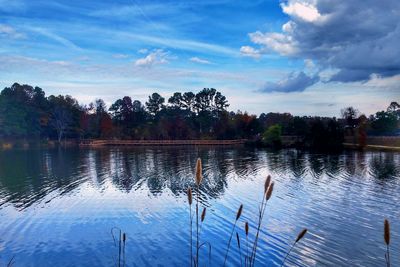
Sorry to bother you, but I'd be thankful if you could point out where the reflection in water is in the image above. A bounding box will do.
[0,147,266,208]
[0,147,399,266]
[369,153,399,180]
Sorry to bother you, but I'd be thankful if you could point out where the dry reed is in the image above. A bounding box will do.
[266,182,274,201]
[236,232,243,266]
[280,228,307,267]
[188,187,193,206]
[6,256,15,267]
[236,204,243,221]
[384,219,391,267]
[264,175,271,194]
[195,158,202,266]
[296,229,307,243]
[245,222,249,267]
[195,158,203,186]
[384,219,390,246]
[187,187,193,267]
[223,204,244,266]
[111,227,127,267]
[249,177,274,266]
[201,207,207,223]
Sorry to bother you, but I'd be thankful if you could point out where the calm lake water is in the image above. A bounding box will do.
[0,147,399,267]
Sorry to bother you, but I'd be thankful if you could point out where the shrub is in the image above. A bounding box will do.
[262,124,282,148]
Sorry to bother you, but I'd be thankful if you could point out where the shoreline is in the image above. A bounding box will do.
[343,143,400,152]
[79,139,246,147]
[1,139,400,152]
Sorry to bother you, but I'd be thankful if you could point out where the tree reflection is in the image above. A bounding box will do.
[369,153,399,180]
[0,148,399,210]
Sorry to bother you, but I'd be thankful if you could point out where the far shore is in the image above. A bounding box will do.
[1,136,400,152]
[343,143,400,152]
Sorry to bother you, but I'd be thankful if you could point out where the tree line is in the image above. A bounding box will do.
[0,83,398,149]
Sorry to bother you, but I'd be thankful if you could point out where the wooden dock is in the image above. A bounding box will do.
[79,139,246,147]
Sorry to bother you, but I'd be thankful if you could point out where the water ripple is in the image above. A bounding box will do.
[0,147,399,266]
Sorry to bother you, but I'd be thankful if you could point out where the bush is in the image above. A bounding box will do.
[262,124,282,147]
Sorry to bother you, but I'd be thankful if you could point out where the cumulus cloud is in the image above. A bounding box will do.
[245,0,400,85]
[281,0,322,22]
[240,46,262,59]
[135,49,169,67]
[0,24,26,39]
[189,57,211,64]
[259,71,319,93]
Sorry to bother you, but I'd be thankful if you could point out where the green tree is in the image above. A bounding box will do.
[182,92,196,111]
[0,83,45,138]
[262,124,282,147]
[146,93,165,116]
[214,91,229,112]
[370,111,398,135]
[168,92,184,109]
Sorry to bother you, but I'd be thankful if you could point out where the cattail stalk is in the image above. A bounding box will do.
[122,233,126,267]
[280,229,307,267]
[118,230,122,267]
[223,204,243,266]
[245,222,249,267]
[199,207,207,234]
[249,178,274,266]
[195,158,202,266]
[201,207,206,223]
[188,187,193,267]
[111,227,125,267]
[384,219,390,267]
[236,232,243,267]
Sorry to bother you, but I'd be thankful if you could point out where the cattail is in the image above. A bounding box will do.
[236,232,241,249]
[245,222,249,236]
[187,187,192,205]
[195,158,203,186]
[236,204,243,221]
[201,207,207,222]
[280,229,307,267]
[236,232,243,267]
[266,182,274,200]
[264,175,271,194]
[122,232,126,242]
[384,219,390,246]
[295,229,307,243]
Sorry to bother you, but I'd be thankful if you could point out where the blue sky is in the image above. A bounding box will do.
[0,0,399,116]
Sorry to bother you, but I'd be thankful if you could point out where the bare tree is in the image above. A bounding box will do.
[341,106,360,128]
[51,107,71,143]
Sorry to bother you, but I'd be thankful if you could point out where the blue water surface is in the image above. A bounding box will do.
[0,147,399,266]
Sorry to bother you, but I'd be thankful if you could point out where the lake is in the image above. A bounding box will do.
[0,147,399,266]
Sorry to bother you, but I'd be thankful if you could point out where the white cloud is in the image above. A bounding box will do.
[135,49,169,67]
[281,1,321,22]
[0,24,26,39]
[243,0,400,86]
[248,31,298,56]
[118,32,238,56]
[240,46,262,59]
[189,57,211,64]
